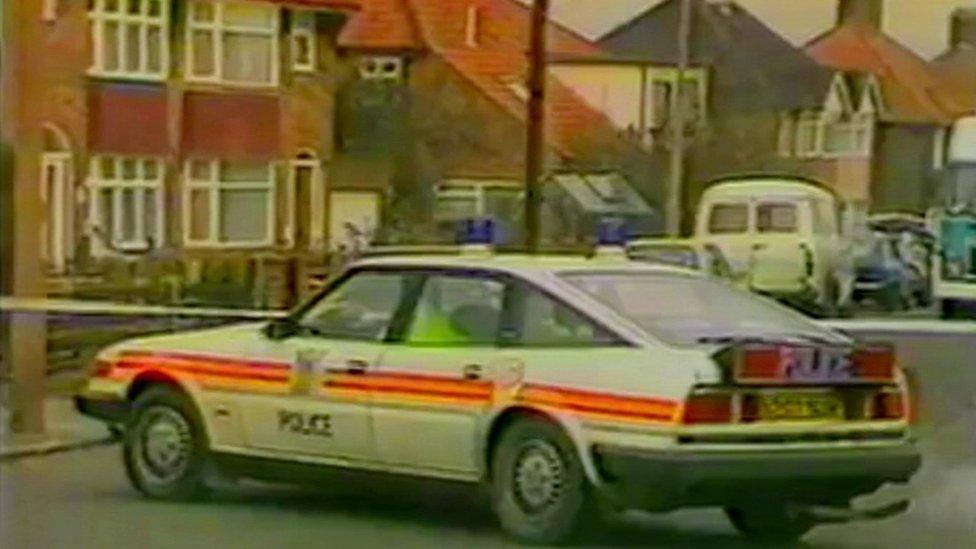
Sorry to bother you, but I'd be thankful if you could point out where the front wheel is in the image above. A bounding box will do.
[123,386,211,501]
[725,505,814,543]
[491,418,588,545]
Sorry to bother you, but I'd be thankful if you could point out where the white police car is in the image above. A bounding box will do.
[76,233,918,544]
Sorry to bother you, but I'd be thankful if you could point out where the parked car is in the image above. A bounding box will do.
[852,233,928,311]
[626,238,736,282]
[695,175,854,315]
[929,209,976,319]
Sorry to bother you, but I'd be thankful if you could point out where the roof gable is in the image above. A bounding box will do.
[598,0,832,111]
[342,0,620,161]
[338,0,423,50]
[805,23,967,124]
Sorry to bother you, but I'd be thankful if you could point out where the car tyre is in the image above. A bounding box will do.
[880,283,907,312]
[725,505,814,544]
[123,385,211,501]
[491,417,588,545]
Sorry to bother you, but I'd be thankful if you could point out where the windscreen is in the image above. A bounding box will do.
[560,272,845,346]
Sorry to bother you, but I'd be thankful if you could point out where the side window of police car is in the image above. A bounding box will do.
[299,271,411,341]
[406,274,505,346]
[509,284,620,347]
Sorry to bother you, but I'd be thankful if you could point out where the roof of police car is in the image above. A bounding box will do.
[353,253,700,275]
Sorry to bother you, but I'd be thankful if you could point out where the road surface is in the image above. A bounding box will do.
[2,329,974,548]
[1,433,974,549]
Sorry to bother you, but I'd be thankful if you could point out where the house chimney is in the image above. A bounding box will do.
[949,7,976,48]
[465,5,480,48]
[837,0,883,29]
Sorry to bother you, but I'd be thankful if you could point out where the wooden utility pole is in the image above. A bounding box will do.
[2,0,47,435]
[666,0,693,236]
[524,0,549,253]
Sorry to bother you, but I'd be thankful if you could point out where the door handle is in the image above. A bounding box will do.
[462,363,484,380]
[345,359,369,375]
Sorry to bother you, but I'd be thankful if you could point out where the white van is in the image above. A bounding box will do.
[695,176,853,314]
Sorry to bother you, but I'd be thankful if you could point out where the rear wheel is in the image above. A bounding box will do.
[490,418,588,545]
[725,505,814,544]
[123,386,210,501]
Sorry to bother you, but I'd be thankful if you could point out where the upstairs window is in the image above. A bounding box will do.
[187,1,279,86]
[89,0,170,80]
[645,70,707,130]
[290,10,316,72]
[358,56,403,81]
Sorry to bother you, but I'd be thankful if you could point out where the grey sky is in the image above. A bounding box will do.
[535,0,973,59]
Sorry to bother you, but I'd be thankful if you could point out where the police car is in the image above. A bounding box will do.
[75,233,919,544]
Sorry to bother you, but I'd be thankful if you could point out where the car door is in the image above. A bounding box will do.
[372,270,507,476]
[702,201,753,277]
[238,269,419,463]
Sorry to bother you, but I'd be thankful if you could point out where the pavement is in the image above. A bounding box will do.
[0,398,115,460]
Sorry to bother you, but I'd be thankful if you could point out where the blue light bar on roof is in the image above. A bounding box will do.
[597,217,628,246]
[459,217,496,246]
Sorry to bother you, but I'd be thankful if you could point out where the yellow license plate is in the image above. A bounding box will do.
[758,392,844,421]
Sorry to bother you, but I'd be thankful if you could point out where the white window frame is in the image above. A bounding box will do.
[183,159,276,248]
[86,155,166,254]
[88,0,171,81]
[821,112,873,159]
[185,1,280,87]
[290,10,316,73]
[42,0,59,22]
[644,67,708,130]
[794,110,824,158]
[358,56,403,81]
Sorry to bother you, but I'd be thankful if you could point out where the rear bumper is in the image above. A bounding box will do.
[593,443,921,511]
[74,395,130,424]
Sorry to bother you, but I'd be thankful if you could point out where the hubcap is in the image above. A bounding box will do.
[512,440,564,514]
[136,406,191,482]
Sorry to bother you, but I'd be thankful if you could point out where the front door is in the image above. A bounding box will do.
[374,271,507,476]
[239,269,418,462]
[41,154,72,273]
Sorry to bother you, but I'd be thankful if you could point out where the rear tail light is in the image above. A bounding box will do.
[872,391,905,420]
[736,347,781,381]
[852,345,896,381]
[682,393,732,424]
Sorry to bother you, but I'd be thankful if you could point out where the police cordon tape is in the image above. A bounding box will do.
[2,297,974,334]
[0,297,288,320]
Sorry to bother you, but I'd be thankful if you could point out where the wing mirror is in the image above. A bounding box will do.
[264,317,299,340]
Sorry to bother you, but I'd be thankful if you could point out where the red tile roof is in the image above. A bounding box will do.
[341,0,617,160]
[805,23,968,124]
[338,0,423,51]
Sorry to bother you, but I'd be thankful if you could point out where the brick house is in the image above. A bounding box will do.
[782,0,971,216]
[579,0,834,231]
[333,0,654,242]
[4,0,363,304]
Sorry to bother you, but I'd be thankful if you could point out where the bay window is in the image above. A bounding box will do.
[186,1,280,86]
[89,0,169,79]
[87,156,165,252]
[184,160,275,246]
